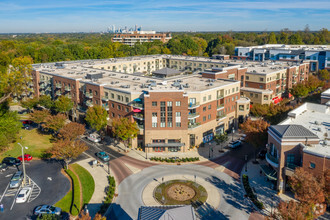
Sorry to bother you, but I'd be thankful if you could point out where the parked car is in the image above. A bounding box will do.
[87,133,101,143]
[16,187,32,203]
[228,140,242,149]
[2,157,21,166]
[0,163,8,172]
[18,154,33,162]
[96,151,110,162]
[240,134,247,141]
[258,149,267,160]
[10,171,23,188]
[34,205,62,216]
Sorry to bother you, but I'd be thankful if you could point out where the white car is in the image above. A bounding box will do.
[87,133,101,143]
[16,187,32,203]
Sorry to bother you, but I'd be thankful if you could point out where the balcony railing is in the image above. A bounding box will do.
[85,100,93,107]
[102,104,109,111]
[266,152,279,167]
[55,91,61,96]
[65,94,72,99]
[136,124,144,130]
[217,104,224,110]
[217,114,226,120]
[56,83,62,89]
[133,113,144,120]
[188,112,200,119]
[188,102,200,109]
[65,86,71,92]
[39,84,46,89]
[102,96,109,101]
[131,102,144,109]
[85,92,93,99]
[188,122,201,129]
[217,95,224,99]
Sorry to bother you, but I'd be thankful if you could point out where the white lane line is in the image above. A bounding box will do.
[0,183,9,203]
[10,186,21,210]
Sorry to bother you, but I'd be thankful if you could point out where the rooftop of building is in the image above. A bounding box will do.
[269,124,319,139]
[138,205,196,220]
[279,102,330,157]
[321,88,330,97]
[236,44,330,51]
[240,87,273,94]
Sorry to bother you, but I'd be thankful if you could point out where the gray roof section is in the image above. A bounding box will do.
[152,68,182,76]
[138,205,196,220]
[269,125,319,139]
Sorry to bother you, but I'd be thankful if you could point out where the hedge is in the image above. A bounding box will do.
[242,175,264,210]
[99,176,116,215]
[65,169,81,216]
[150,157,200,163]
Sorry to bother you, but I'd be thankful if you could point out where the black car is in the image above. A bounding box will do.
[0,163,8,172]
[2,157,22,166]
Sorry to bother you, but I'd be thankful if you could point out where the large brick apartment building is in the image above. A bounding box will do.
[112,31,172,46]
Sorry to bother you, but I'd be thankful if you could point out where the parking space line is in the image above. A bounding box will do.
[0,183,9,203]
[10,186,21,210]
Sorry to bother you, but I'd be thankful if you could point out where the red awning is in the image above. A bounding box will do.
[133,109,142,113]
[288,93,292,98]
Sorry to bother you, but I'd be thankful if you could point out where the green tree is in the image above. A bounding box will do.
[318,69,330,81]
[289,33,303,44]
[21,97,39,112]
[29,109,51,128]
[43,113,66,134]
[85,105,108,132]
[111,117,139,151]
[0,111,21,150]
[38,95,54,109]
[268,32,277,44]
[290,82,309,99]
[214,133,228,152]
[0,56,33,104]
[54,95,73,115]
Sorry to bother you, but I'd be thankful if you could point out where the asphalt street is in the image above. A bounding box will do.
[0,160,70,220]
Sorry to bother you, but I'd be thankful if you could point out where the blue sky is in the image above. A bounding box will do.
[0,0,329,33]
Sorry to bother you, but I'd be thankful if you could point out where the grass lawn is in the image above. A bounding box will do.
[71,164,95,206]
[66,169,81,216]
[0,129,53,161]
[54,189,72,214]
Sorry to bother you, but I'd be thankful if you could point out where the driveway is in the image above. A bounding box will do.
[0,160,70,220]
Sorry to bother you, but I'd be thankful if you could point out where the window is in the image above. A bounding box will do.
[117,105,121,110]
[208,95,211,100]
[208,114,211,119]
[259,77,264,82]
[259,85,263,89]
[112,113,115,117]
[168,122,172,127]
[152,112,157,117]
[255,94,258,98]
[310,162,315,169]
[246,76,249,80]
[245,82,249,87]
[125,97,129,103]
[152,123,157,127]
[246,104,249,110]
[208,104,211,109]
[203,107,206,112]
[117,95,121,100]
[203,96,206,102]
[125,107,129,112]
[152,101,157,106]
[105,92,108,97]
[239,105,244,111]
[111,93,114,98]
[203,116,206,122]
[176,122,181,127]
[232,97,234,101]
[232,88,235,93]
[176,101,181,106]
[111,103,114,108]
[95,91,98,96]
[160,122,165,127]
[167,101,172,106]
[176,112,181,117]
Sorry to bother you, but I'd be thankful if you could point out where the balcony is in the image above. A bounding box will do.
[56,83,62,89]
[276,84,281,88]
[266,152,279,168]
[64,86,71,92]
[85,100,93,107]
[217,95,224,99]
[102,104,109,111]
[65,94,72,99]
[133,113,144,120]
[188,102,200,109]
[136,124,144,130]
[188,122,201,129]
[39,84,46,89]
[131,102,144,110]
[102,96,109,101]
[217,104,224,110]
[217,114,226,120]
[55,91,61,96]
[85,92,93,99]
[188,112,200,119]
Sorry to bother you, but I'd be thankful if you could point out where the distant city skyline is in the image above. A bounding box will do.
[0,0,329,33]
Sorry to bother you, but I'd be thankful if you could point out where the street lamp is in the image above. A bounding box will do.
[208,143,211,158]
[17,143,28,186]
[232,127,235,142]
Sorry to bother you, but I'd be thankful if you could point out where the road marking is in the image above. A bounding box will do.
[80,138,118,159]
[26,176,41,203]
[0,183,9,203]
[10,185,21,210]
[5,174,12,178]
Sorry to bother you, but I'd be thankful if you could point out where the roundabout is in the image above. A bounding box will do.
[111,164,251,220]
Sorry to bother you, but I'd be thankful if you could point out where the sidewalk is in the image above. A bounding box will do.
[241,160,294,215]
[108,132,244,162]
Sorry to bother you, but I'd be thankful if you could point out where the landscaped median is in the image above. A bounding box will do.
[242,174,264,210]
[55,164,95,217]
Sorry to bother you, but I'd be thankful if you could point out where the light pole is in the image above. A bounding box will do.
[146,146,148,159]
[17,143,28,186]
[208,143,211,158]
[232,127,235,142]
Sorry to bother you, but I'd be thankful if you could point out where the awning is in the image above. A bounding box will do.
[133,109,142,113]
[134,98,142,102]
[146,143,185,147]
[260,164,277,181]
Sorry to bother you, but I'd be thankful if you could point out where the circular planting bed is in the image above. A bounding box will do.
[154,180,208,208]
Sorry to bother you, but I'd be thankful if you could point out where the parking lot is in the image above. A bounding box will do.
[0,160,70,219]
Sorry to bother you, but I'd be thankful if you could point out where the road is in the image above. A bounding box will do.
[0,160,70,220]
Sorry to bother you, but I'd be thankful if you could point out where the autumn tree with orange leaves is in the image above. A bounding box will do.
[58,122,85,141]
[43,113,66,135]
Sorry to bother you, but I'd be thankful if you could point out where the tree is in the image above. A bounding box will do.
[240,119,269,161]
[54,95,73,115]
[276,200,312,220]
[58,122,85,141]
[0,111,21,150]
[29,109,51,128]
[214,133,228,152]
[0,56,33,104]
[49,139,87,169]
[307,75,324,91]
[290,82,309,99]
[38,95,54,109]
[289,33,303,44]
[318,69,330,81]
[85,105,108,132]
[111,117,139,151]
[77,211,106,220]
[268,32,277,44]
[21,97,39,112]
[43,113,66,134]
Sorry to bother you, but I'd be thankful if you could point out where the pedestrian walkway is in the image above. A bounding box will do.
[76,158,109,219]
[241,160,294,215]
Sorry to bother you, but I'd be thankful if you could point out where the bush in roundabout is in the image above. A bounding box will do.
[150,157,200,163]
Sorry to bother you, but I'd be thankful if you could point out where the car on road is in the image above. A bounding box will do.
[228,140,242,149]
[34,205,61,216]
[0,163,8,172]
[16,187,32,203]
[240,134,247,142]
[96,151,110,162]
[10,171,23,188]
[2,157,22,166]
[18,154,33,162]
[87,133,101,143]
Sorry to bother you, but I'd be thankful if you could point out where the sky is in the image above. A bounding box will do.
[0,0,329,33]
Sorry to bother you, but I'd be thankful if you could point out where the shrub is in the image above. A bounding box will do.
[242,175,263,210]
[99,176,116,215]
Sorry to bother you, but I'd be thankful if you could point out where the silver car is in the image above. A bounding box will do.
[10,171,23,188]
